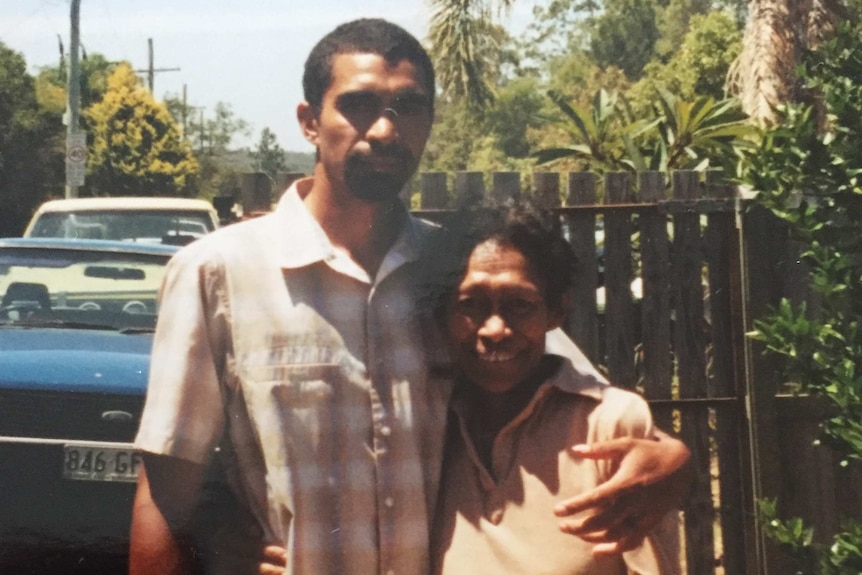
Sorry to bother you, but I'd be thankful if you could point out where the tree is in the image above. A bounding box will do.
[484,77,547,158]
[164,97,250,157]
[630,10,743,105]
[85,63,198,197]
[589,0,661,80]
[421,100,483,174]
[535,88,752,174]
[427,0,736,107]
[420,77,549,178]
[653,0,714,58]
[163,98,250,199]
[428,0,513,107]
[427,0,848,124]
[512,0,600,77]
[0,42,64,235]
[729,0,844,123]
[252,127,286,179]
[37,52,115,111]
[191,102,250,158]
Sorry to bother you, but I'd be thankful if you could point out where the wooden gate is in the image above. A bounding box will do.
[414,169,755,575]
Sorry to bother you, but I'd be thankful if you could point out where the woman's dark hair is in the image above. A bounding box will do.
[302,18,436,113]
[418,196,576,317]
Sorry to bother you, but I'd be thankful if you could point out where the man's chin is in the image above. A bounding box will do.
[347,173,409,203]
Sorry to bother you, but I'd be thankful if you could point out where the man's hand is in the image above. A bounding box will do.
[258,545,288,574]
[554,430,692,556]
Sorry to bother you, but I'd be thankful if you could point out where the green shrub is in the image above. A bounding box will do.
[744,19,862,574]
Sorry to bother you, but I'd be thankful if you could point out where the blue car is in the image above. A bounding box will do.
[0,238,176,573]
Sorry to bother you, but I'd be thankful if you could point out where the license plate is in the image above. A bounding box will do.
[62,444,141,483]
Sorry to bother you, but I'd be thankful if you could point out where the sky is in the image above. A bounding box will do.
[1,0,535,153]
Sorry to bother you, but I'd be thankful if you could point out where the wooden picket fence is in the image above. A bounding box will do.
[259,168,862,574]
[410,169,862,575]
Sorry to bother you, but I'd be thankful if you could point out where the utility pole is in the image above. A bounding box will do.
[65,0,85,198]
[57,34,65,71]
[135,38,180,93]
[148,38,154,92]
[182,84,188,135]
[199,109,206,155]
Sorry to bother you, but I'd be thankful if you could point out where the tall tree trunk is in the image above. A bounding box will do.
[728,0,843,124]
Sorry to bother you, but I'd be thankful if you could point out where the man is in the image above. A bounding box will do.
[130,18,690,575]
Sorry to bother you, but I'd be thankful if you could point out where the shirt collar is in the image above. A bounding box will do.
[270,178,332,269]
[271,178,430,282]
[543,327,608,400]
[541,348,607,401]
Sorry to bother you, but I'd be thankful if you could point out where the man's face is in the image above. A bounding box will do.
[301,52,433,203]
[446,240,564,394]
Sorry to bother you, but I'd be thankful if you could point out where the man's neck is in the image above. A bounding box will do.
[303,171,406,278]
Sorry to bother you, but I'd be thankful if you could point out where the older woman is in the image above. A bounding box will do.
[426,199,680,575]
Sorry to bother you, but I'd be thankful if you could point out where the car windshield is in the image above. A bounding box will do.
[29,210,215,245]
[0,246,171,331]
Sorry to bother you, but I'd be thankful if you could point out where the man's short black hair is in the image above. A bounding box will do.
[419,197,576,316]
[302,18,436,112]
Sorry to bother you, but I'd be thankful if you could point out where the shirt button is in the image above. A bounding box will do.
[380,425,391,437]
[384,496,394,508]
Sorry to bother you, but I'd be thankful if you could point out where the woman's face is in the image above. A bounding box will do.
[445,239,564,393]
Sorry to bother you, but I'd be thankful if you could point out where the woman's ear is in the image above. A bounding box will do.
[297,101,319,146]
[548,291,571,331]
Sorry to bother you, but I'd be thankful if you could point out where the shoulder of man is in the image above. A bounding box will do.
[169,214,281,269]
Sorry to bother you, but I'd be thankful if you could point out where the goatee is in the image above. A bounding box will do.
[344,146,414,202]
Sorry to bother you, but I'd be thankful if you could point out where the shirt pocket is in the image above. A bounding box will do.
[240,362,339,409]
[239,360,343,475]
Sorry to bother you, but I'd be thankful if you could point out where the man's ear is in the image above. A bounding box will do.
[297,101,319,147]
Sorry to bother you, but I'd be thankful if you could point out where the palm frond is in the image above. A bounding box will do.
[548,90,592,141]
[534,145,594,164]
[428,0,507,108]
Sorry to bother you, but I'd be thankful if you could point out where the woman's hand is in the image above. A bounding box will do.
[257,545,287,574]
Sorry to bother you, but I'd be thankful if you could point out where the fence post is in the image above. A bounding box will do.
[603,172,636,389]
[703,172,752,575]
[638,171,672,430]
[532,172,560,209]
[239,172,272,214]
[420,172,449,209]
[671,170,715,575]
[565,172,600,363]
[744,203,795,575]
[453,172,485,206]
[491,172,520,200]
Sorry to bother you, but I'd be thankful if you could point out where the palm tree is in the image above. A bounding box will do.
[427,0,512,107]
[727,0,844,123]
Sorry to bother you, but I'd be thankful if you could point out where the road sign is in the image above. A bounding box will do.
[66,132,87,188]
